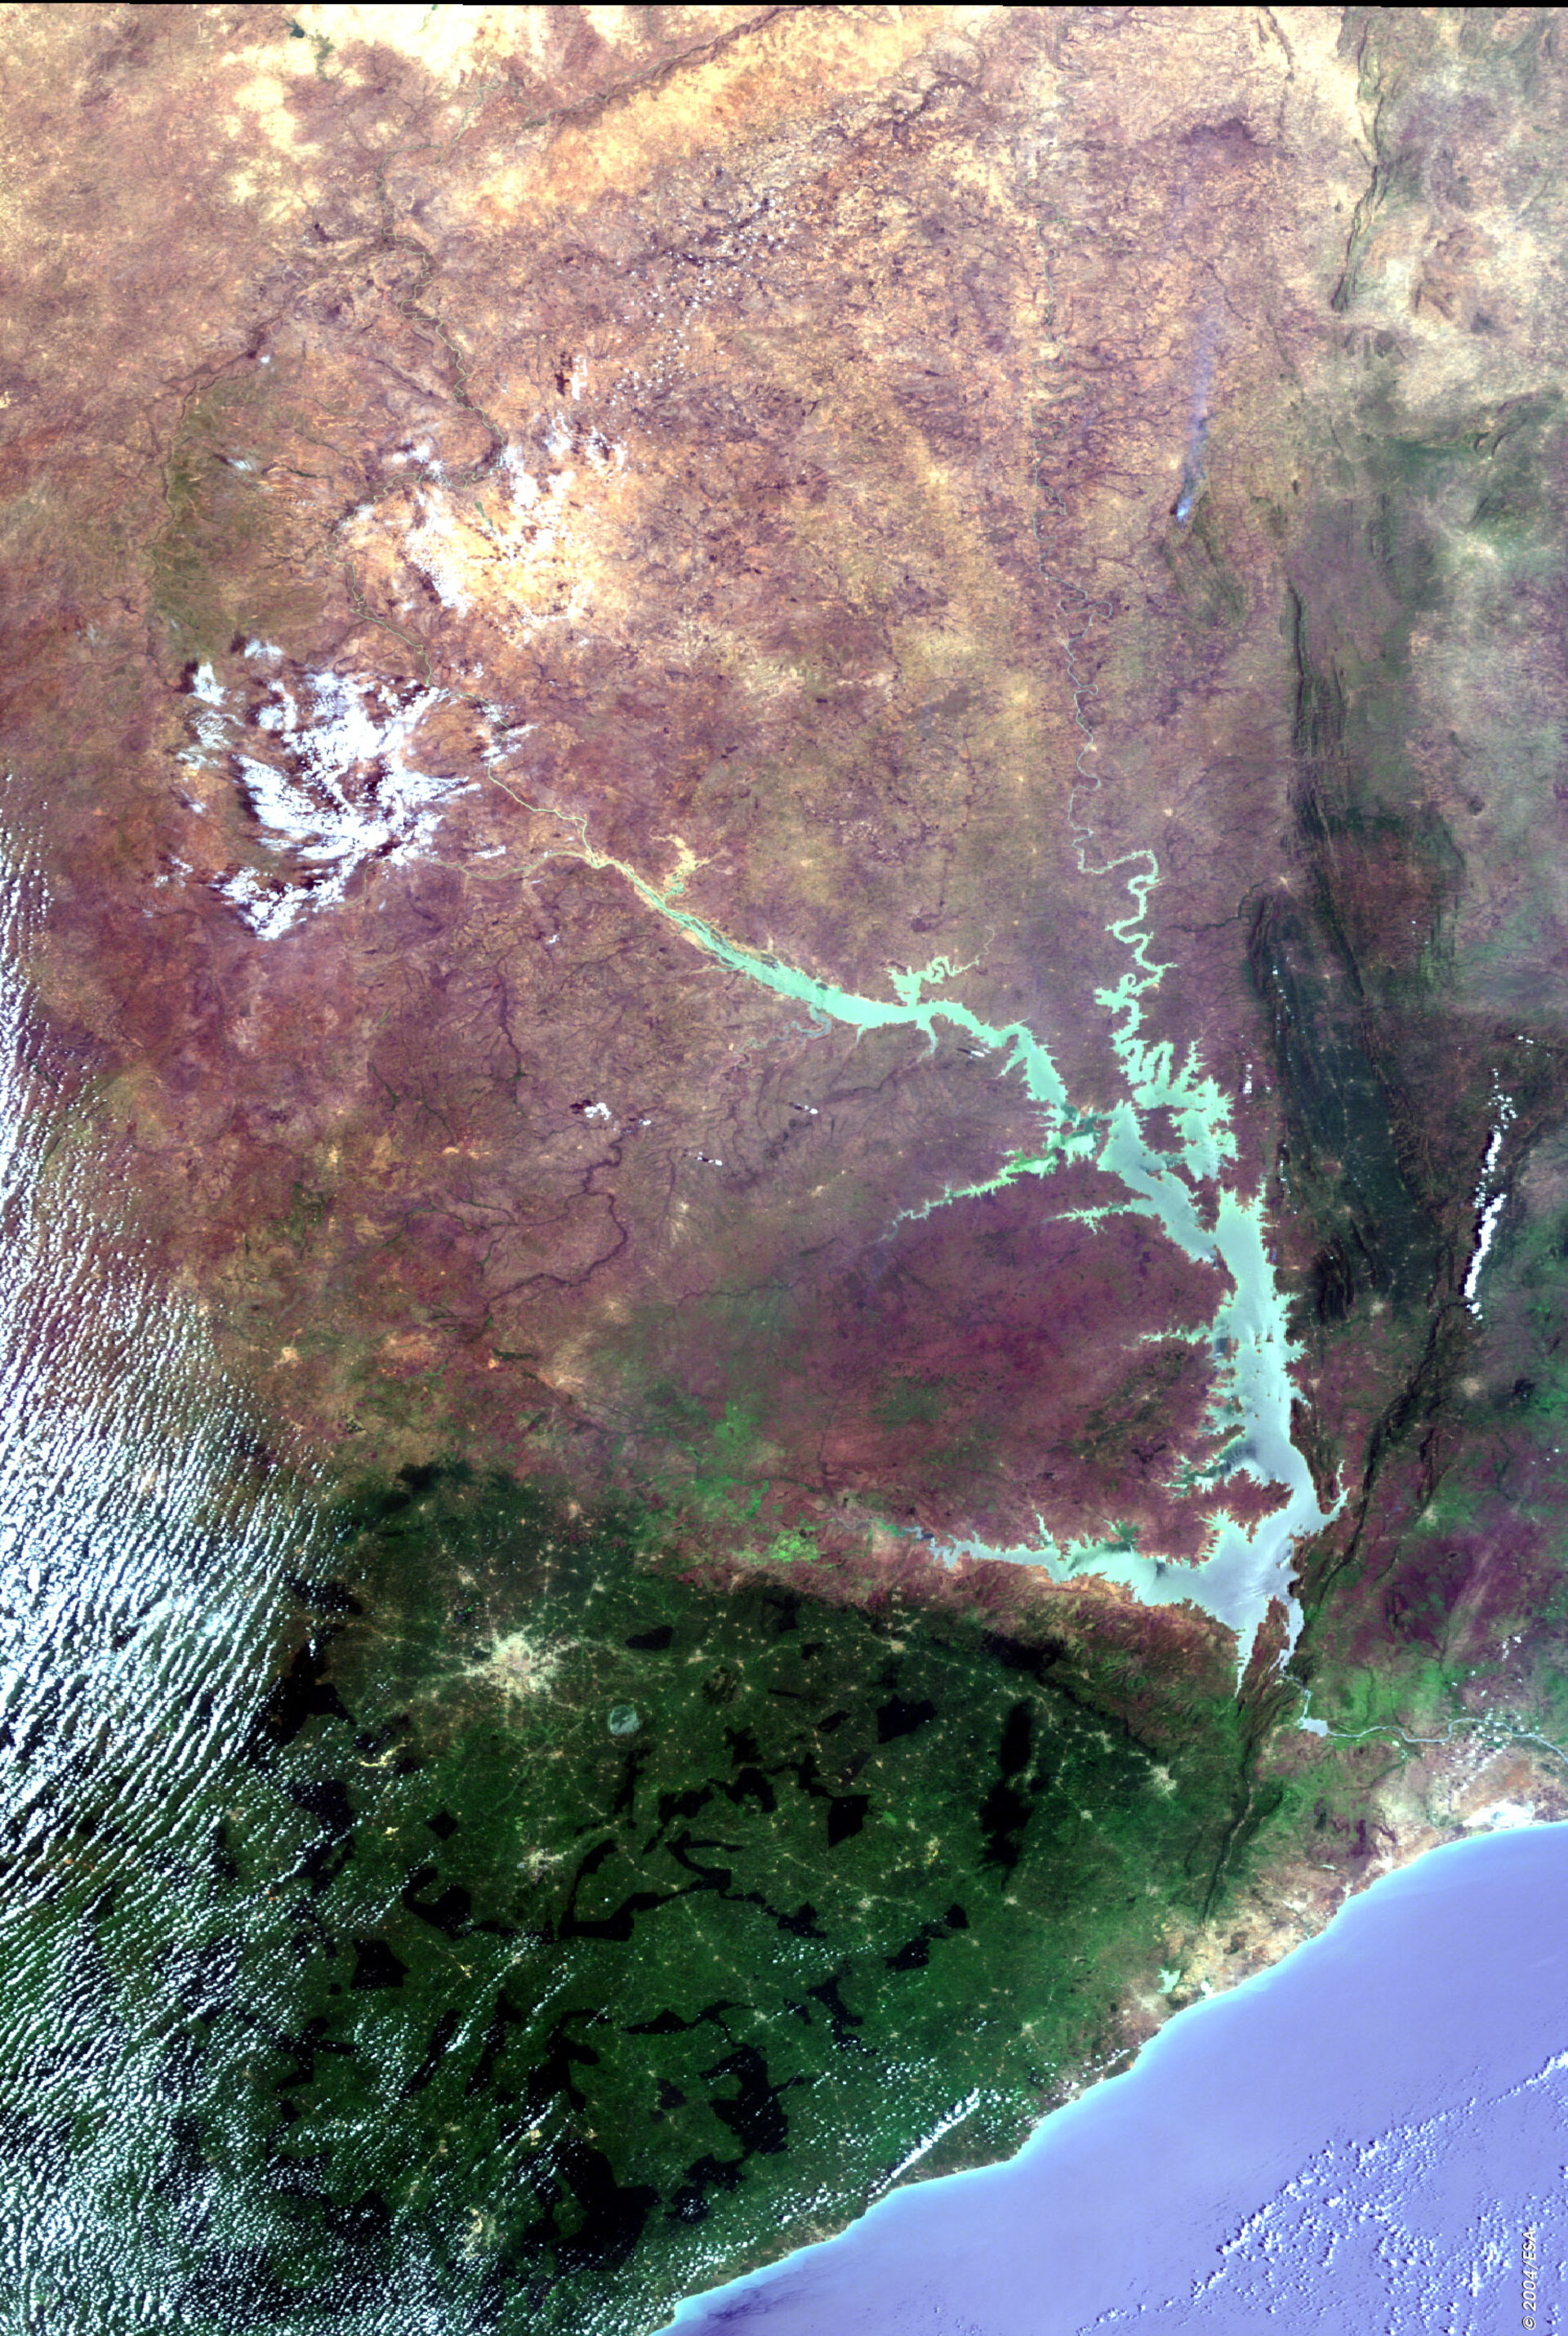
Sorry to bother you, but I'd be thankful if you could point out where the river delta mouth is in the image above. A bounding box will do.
[0,455,1534,2335]
[8,778,1557,2331]
[0,847,1305,2324]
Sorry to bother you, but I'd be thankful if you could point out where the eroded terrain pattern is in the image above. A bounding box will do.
[7,7,1568,2332]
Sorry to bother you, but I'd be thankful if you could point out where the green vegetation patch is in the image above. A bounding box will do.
[12,1464,1254,2334]
[149,371,330,659]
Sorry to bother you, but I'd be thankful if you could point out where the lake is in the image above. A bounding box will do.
[0,872,1555,2336]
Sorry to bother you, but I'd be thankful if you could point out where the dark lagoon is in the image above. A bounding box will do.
[671,1821,1568,2335]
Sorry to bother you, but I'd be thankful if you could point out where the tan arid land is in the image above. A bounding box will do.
[6,7,1568,2330]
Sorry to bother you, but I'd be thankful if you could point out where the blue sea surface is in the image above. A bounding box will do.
[672,1825,1568,2334]
[0,872,1561,2336]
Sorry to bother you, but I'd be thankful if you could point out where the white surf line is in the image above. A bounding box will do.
[872,2089,985,2196]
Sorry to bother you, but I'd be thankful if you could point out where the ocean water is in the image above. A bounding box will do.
[0,844,1544,2335]
[671,1823,1568,2335]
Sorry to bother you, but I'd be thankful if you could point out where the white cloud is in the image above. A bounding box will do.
[188,658,474,938]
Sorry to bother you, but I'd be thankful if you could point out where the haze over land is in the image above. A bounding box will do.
[4,7,1568,2331]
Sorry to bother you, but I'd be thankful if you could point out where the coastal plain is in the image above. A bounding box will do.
[5,7,1568,2331]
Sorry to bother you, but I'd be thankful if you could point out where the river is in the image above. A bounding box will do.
[0,783,1337,2325]
[482,788,1338,1663]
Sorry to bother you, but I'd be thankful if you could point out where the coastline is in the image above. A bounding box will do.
[666,1818,1568,2332]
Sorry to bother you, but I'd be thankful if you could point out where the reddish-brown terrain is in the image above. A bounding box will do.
[10,17,1568,2326]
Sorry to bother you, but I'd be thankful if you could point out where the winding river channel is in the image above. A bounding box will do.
[492,789,1339,1665]
[0,778,1330,2323]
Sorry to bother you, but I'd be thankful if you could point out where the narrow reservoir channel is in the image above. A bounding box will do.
[670,1821,1568,2334]
[508,812,1338,1661]
[0,824,1334,2325]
